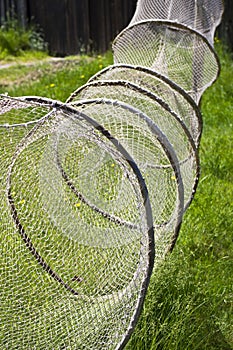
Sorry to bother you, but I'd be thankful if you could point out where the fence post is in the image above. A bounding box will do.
[16,0,27,28]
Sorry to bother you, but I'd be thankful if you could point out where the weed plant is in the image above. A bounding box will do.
[0,18,48,60]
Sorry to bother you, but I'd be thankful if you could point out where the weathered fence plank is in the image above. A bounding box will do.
[0,0,17,22]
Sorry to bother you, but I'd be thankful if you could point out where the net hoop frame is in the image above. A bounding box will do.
[5,97,156,301]
[69,97,185,252]
[68,78,199,145]
[68,80,199,212]
[0,94,184,239]
[112,19,221,94]
[86,63,203,145]
[18,94,185,230]
[8,95,185,252]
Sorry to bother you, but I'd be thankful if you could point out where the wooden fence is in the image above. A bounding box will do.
[0,0,137,55]
[0,0,232,55]
[217,0,233,52]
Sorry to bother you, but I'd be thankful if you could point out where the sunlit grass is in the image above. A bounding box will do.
[0,51,113,101]
[125,43,233,350]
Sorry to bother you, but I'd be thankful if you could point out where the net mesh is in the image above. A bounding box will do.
[88,64,202,145]
[113,20,220,102]
[129,0,223,45]
[0,0,223,348]
[68,82,198,212]
[0,97,154,349]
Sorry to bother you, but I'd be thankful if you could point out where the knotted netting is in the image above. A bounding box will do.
[0,0,223,348]
[0,97,155,349]
[129,0,223,45]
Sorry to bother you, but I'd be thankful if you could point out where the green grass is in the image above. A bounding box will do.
[0,45,232,349]
[125,45,233,350]
[0,51,113,101]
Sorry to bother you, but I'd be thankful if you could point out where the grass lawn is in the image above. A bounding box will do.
[0,45,232,349]
[126,45,233,349]
[0,52,113,101]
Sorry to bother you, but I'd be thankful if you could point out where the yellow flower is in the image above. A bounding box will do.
[75,203,81,208]
[80,75,85,79]
[171,176,176,181]
[50,83,55,88]
[19,199,25,205]
[99,64,103,69]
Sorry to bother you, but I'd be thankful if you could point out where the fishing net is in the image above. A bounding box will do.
[113,0,223,103]
[0,0,223,348]
[112,20,220,102]
[67,81,198,212]
[129,0,224,45]
[87,64,202,145]
[0,96,154,349]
